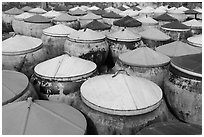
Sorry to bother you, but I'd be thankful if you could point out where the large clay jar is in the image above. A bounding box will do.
[163,53,202,126]
[2,35,48,78]
[183,19,202,36]
[41,24,76,59]
[74,72,176,135]
[187,34,202,49]
[64,28,109,67]
[30,54,97,101]
[23,14,52,38]
[2,70,38,106]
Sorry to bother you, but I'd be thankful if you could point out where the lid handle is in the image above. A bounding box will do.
[112,69,130,78]
[64,51,71,57]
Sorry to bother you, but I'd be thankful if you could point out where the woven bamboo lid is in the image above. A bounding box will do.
[84,19,111,30]
[24,14,51,23]
[88,6,100,11]
[42,10,61,19]
[53,13,77,22]
[2,98,87,135]
[81,72,163,115]
[137,16,158,25]
[183,19,202,28]
[154,13,178,21]
[34,54,97,80]
[2,35,42,54]
[187,35,202,48]
[2,70,29,105]
[79,12,102,20]
[4,7,24,15]
[119,47,170,67]
[184,9,200,14]
[14,12,33,21]
[154,8,166,14]
[113,15,142,27]
[90,9,107,16]
[28,7,47,14]
[21,6,33,12]
[68,8,87,16]
[161,21,190,31]
[101,11,122,19]
[178,6,189,12]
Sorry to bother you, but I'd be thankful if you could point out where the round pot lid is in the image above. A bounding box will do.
[87,6,100,11]
[107,28,141,42]
[187,35,202,48]
[53,13,77,22]
[177,6,189,12]
[113,15,142,27]
[154,13,178,21]
[68,28,105,41]
[101,11,122,19]
[69,6,84,12]
[2,98,87,135]
[2,35,42,54]
[119,47,170,67]
[21,6,33,12]
[156,41,201,57]
[80,72,163,116]
[184,9,200,14]
[34,54,97,80]
[139,28,170,41]
[24,14,51,23]
[79,12,102,20]
[2,70,29,105]
[137,16,158,25]
[90,9,107,16]
[14,12,33,20]
[68,8,87,16]
[4,7,24,15]
[43,24,76,36]
[183,19,202,28]
[136,122,202,135]
[84,19,111,31]
[171,53,202,78]
[42,10,61,18]
[161,21,190,31]
[28,7,47,14]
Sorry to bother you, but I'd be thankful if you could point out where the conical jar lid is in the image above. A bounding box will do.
[53,13,77,22]
[178,6,189,11]
[84,19,111,30]
[184,9,200,14]
[2,98,87,135]
[2,35,42,54]
[137,16,158,25]
[2,70,29,105]
[161,21,190,31]
[81,73,163,115]
[43,24,76,36]
[28,7,47,14]
[119,47,170,67]
[79,12,102,20]
[168,9,184,14]
[187,35,202,47]
[88,6,100,11]
[4,7,23,15]
[14,12,33,21]
[154,8,166,14]
[68,8,87,16]
[21,6,33,12]
[34,54,97,80]
[42,10,61,19]
[183,19,202,28]
[107,28,141,42]
[139,28,170,41]
[154,13,178,21]
[113,15,142,27]
[68,28,105,41]
[90,9,107,16]
[156,41,201,57]
[101,11,122,19]
[24,14,51,23]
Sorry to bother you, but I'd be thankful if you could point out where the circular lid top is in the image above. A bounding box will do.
[183,19,202,28]
[21,6,33,12]
[68,8,87,16]
[88,6,100,11]
[90,9,107,16]
[14,12,33,21]
[2,99,87,135]
[156,41,201,57]
[113,15,142,27]
[101,11,122,19]
[107,28,141,42]
[184,9,200,14]
[139,28,170,41]
[171,53,202,78]
[68,28,106,41]
[53,13,77,22]
[43,24,76,36]
[4,7,24,15]
[28,7,47,14]
[154,13,178,21]
[118,6,127,11]
[24,14,51,23]
[187,35,202,47]
[119,47,170,67]
[154,8,167,13]
[137,16,158,25]
[161,21,190,31]
[168,9,184,14]
[34,54,97,79]
[177,6,189,11]
[84,19,111,30]
[136,121,202,135]
[42,10,61,19]
[81,73,163,116]
[2,70,29,105]
[79,12,102,20]
[2,35,42,53]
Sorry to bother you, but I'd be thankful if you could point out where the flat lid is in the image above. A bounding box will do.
[2,99,86,135]
[68,8,87,15]
[28,7,47,14]
[84,19,111,30]
[2,35,42,53]
[113,15,142,27]
[101,11,122,19]
[81,73,162,115]
[34,54,96,78]
[137,16,158,24]
[107,28,141,41]
[154,13,178,21]
[187,35,202,47]
[139,28,170,41]
[90,9,107,15]
[14,12,33,20]
[79,12,102,20]
[161,21,190,31]
[171,53,202,77]
[185,9,199,14]
[24,14,51,23]
[4,7,23,15]
[42,10,61,18]
[88,6,100,10]
[183,19,202,28]
[53,13,77,22]
[119,47,170,67]
[2,70,29,104]
[68,28,105,41]
[136,122,202,135]
[156,41,201,57]
[178,6,189,11]
[43,24,76,36]
[21,6,33,12]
